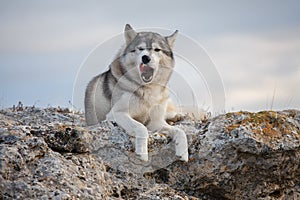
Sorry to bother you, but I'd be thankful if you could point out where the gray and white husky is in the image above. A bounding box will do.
[85,24,188,161]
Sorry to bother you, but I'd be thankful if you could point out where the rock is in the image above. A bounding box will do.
[0,107,299,199]
[155,110,300,199]
[0,107,113,199]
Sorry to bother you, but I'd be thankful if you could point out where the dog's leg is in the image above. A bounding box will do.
[149,120,188,162]
[160,124,188,162]
[107,111,149,161]
[106,93,149,161]
[147,103,188,162]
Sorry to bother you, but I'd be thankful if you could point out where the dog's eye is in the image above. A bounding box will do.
[138,47,145,51]
[130,49,136,53]
[154,48,161,52]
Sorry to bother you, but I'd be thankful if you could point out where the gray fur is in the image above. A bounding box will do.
[85,24,188,162]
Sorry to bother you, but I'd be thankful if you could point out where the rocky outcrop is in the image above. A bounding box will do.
[0,107,299,199]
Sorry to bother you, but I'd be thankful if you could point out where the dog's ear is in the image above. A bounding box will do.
[166,30,178,49]
[124,24,137,44]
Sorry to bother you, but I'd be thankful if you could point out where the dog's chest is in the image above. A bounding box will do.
[130,86,168,123]
[140,86,168,105]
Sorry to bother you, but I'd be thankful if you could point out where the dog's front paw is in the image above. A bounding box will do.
[174,130,189,162]
[135,137,148,162]
[176,149,188,162]
[136,152,149,162]
[175,136,188,162]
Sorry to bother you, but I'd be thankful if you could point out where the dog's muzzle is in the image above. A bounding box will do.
[140,63,154,83]
[139,55,154,83]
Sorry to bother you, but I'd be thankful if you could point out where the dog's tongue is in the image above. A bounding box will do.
[140,64,154,82]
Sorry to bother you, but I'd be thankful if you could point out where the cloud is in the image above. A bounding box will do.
[1,0,300,111]
[0,17,119,53]
[203,30,300,111]
[0,1,127,53]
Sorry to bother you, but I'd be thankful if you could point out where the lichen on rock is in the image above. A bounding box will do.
[0,106,299,199]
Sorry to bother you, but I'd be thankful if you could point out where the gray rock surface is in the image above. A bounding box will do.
[0,106,299,199]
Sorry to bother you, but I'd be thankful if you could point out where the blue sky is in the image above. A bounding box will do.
[0,0,300,112]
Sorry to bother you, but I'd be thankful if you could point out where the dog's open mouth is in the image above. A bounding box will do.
[139,64,154,83]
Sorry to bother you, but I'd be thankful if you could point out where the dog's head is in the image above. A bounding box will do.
[121,24,178,84]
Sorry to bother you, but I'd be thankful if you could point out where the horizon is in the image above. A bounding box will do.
[1,1,300,112]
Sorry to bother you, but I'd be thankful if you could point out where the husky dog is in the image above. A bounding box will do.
[85,24,188,162]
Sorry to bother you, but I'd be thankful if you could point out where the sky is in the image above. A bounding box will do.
[0,0,300,113]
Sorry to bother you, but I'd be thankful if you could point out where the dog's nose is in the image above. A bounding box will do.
[142,55,151,64]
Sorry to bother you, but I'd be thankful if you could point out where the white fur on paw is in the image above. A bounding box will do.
[176,149,188,162]
[175,131,189,162]
[175,140,188,162]
[135,137,148,161]
[137,153,148,161]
